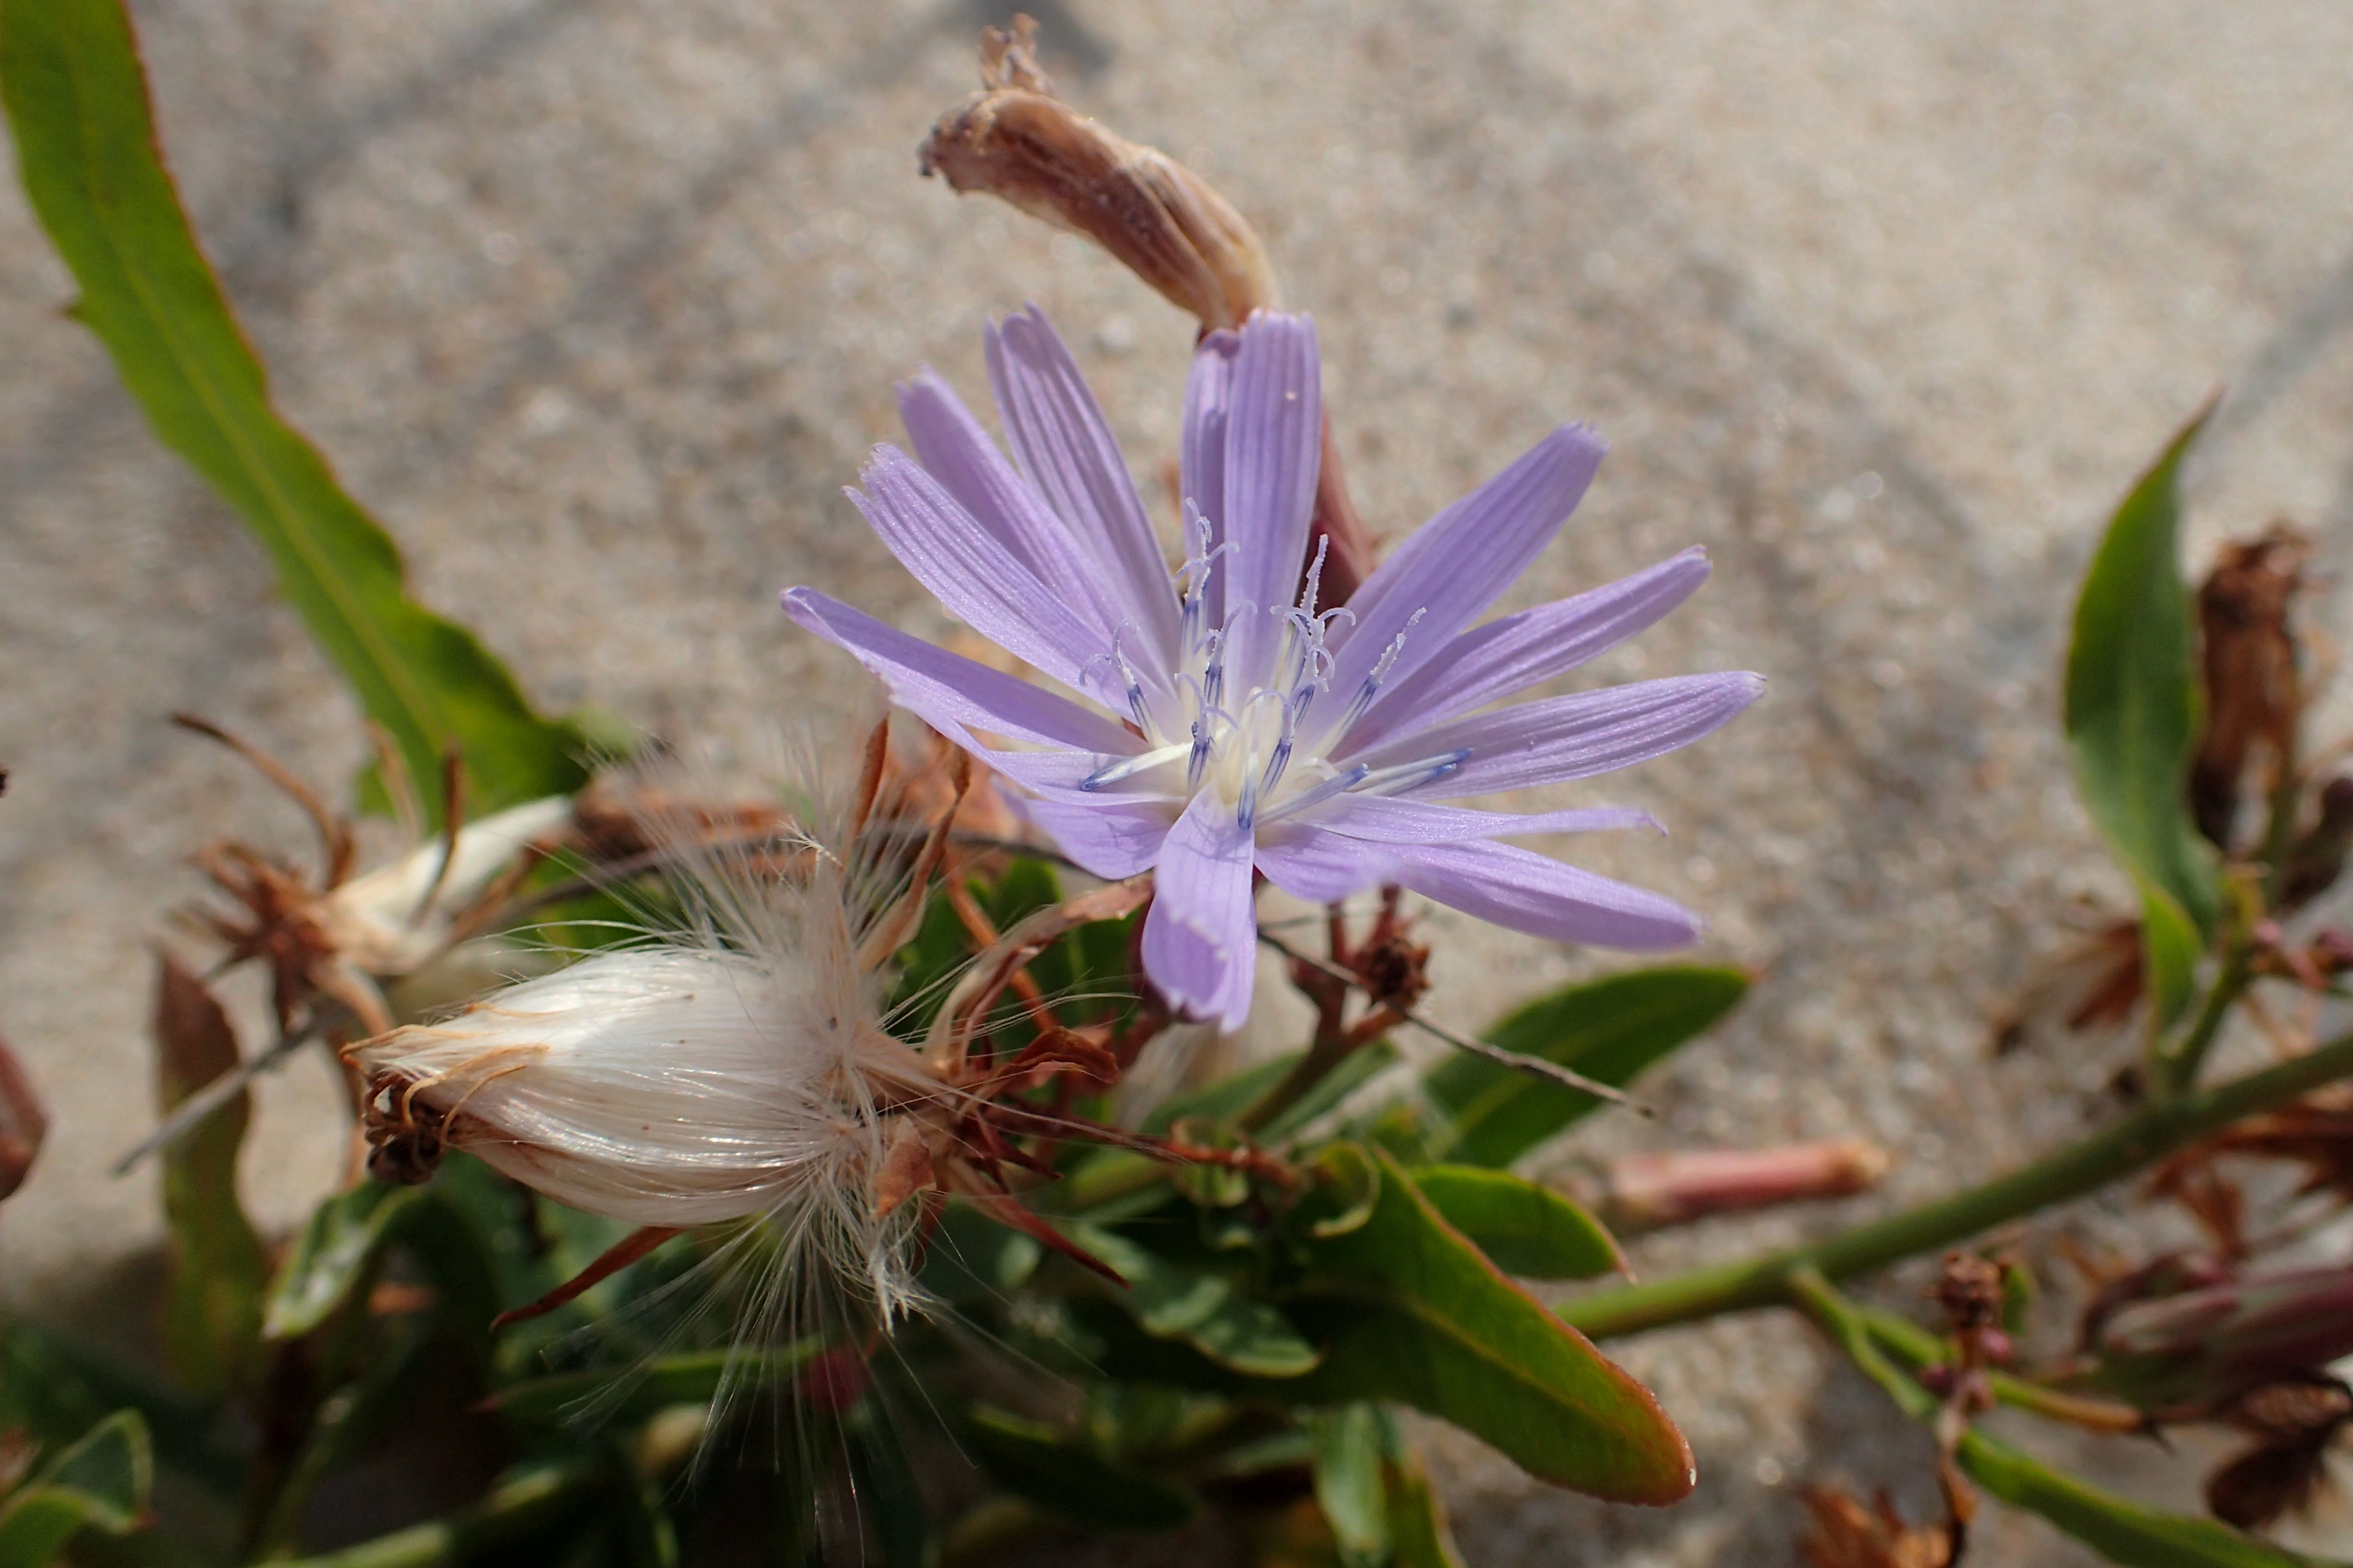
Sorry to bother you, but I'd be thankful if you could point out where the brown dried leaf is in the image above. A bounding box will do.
[0,1030,47,1201]
[2191,525,2310,849]
[1800,1486,1956,1568]
[153,953,270,1395]
[2206,1441,2333,1531]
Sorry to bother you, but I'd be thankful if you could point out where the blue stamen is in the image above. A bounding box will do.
[1080,743,1189,792]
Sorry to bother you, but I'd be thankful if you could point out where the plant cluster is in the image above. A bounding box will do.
[2,7,2351,1567]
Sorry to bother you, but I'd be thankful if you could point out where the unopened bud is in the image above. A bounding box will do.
[920,18,1276,330]
[1602,1139,1890,1230]
[2093,1264,2353,1417]
[0,1031,46,1201]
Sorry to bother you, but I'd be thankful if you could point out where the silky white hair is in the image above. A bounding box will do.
[353,729,964,1329]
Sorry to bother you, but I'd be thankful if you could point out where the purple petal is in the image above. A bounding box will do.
[1219,313,1323,690]
[1325,426,1606,714]
[1011,792,1175,881]
[1340,548,1713,754]
[783,588,1135,757]
[1141,791,1260,1033]
[850,448,1107,692]
[1303,795,1662,845]
[1391,839,1702,949]
[1254,824,1402,904]
[1180,330,1242,628]
[986,306,1180,668]
[896,370,1125,646]
[1356,672,1764,799]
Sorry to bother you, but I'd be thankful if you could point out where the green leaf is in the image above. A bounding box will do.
[0,1320,242,1496]
[961,1406,1197,1532]
[1285,1146,1693,1503]
[261,1183,421,1341]
[0,1410,151,1568]
[150,957,268,1398]
[2065,405,2224,1023]
[1420,967,1749,1167]
[487,1347,820,1426]
[0,0,587,822]
[1958,1429,2330,1568]
[1073,1227,1322,1378]
[841,1398,932,1568]
[1410,1167,1623,1280]
[1384,1451,1468,1568]
[1308,1406,1389,1568]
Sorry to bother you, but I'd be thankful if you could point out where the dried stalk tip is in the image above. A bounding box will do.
[921,15,1276,330]
[1602,1139,1891,1229]
[0,1031,47,1201]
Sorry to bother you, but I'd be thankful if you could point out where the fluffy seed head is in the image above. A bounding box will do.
[351,732,968,1323]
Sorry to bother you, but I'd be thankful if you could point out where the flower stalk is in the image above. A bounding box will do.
[1563,1024,2353,1341]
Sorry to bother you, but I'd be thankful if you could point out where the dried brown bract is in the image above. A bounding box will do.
[1800,1486,1957,1568]
[2279,776,2353,912]
[2154,1084,2353,1232]
[2192,524,2311,850]
[2205,1378,2353,1530]
[0,1030,47,1201]
[921,16,1275,333]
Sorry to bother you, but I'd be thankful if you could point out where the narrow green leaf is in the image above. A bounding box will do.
[1384,1451,1469,1568]
[1421,967,1749,1167]
[261,1183,421,1341]
[0,0,587,821]
[842,1398,933,1568]
[1073,1227,1322,1378]
[1308,1406,1389,1568]
[2065,405,2224,1021]
[150,957,268,1397]
[961,1406,1197,1532]
[0,1410,151,1568]
[1958,1428,2330,1568]
[0,1320,242,1496]
[1287,1146,1694,1503]
[487,1347,820,1426]
[1411,1166,1623,1280]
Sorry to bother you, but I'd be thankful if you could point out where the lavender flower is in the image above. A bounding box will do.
[786,308,1761,1030]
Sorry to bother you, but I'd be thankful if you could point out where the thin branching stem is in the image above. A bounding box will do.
[1563,1025,2353,1341]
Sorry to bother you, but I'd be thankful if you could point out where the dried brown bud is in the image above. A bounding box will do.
[0,1030,45,1201]
[921,17,1276,332]
[1602,1139,1889,1230]
[2191,524,2310,849]
[1799,1486,1956,1568]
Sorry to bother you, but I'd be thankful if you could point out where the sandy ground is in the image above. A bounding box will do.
[3,1,2352,1562]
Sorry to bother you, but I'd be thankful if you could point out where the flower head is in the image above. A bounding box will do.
[350,742,962,1323]
[787,306,1761,1030]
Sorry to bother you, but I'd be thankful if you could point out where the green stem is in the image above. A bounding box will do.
[1239,1029,1358,1134]
[1562,1028,2353,1342]
[269,1460,605,1567]
[1784,1265,1938,1418]
[2156,912,2251,1094]
[1856,1305,2144,1433]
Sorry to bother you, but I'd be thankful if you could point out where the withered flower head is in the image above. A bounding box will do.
[920,15,1276,332]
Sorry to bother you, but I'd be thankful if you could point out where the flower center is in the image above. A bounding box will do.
[1076,511,1467,829]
